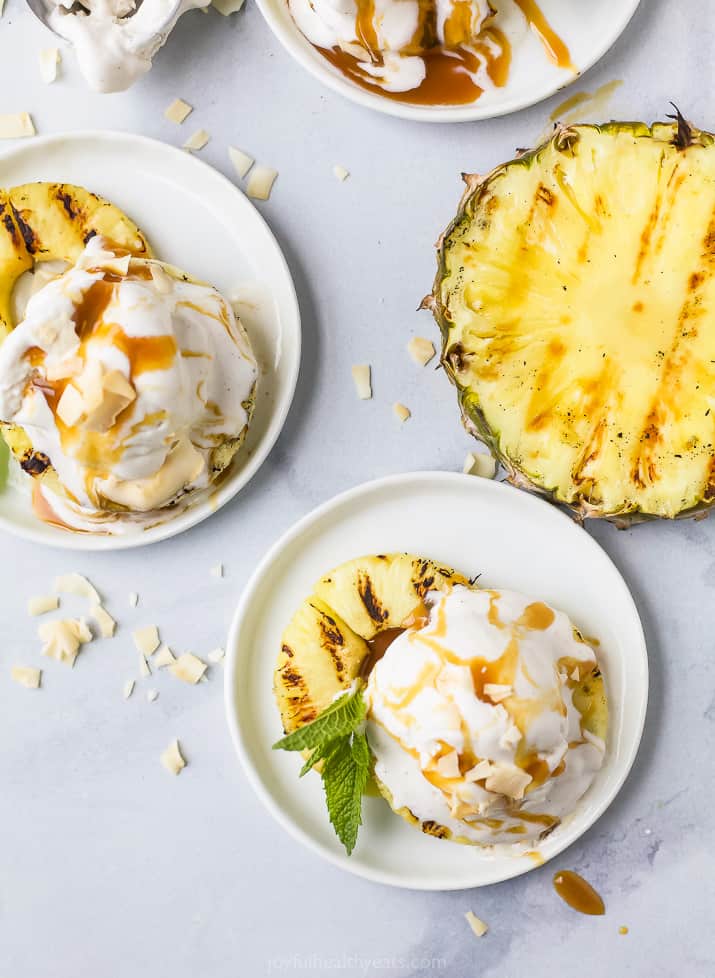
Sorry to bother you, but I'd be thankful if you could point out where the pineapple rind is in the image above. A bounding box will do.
[431,120,715,524]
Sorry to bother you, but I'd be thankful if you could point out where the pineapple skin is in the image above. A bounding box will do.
[428,119,715,526]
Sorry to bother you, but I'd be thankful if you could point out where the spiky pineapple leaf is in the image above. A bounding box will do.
[272,684,366,752]
[322,731,371,856]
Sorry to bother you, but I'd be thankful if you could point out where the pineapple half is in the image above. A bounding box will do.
[428,117,715,524]
[274,553,469,735]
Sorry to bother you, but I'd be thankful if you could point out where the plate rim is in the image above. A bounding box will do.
[254,0,641,123]
[0,129,301,551]
[224,471,649,890]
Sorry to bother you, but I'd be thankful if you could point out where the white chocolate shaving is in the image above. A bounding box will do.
[407,336,435,366]
[465,911,488,938]
[54,573,101,604]
[351,364,371,400]
[393,402,411,422]
[463,452,497,478]
[11,666,41,689]
[133,626,160,656]
[183,129,210,151]
[170,653,207,684]
[153,644,176,668]
[164,98,192,124]
[160,739,186,775]
[91,604,116,639]
[39,48,60,84]
[0,113,35,138]
[246,165,277,201]
[39,618,92,666]
[229,146,254,179]
[27,594,59,616]
[333,164,350,182]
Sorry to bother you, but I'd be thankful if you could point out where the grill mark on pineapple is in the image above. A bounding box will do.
[0,207,19,246]
[9,204,38,255]
[651,165,687,261]
[20,450,50,476]
[421,820,449,839]
[632,189,663,285]
[317,611,347,681]
[631,207,715,492]
[55,188,81,221]
[358,573,388,624]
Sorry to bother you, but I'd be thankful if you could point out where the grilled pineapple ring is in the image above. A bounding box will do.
[0,256,254,512]
[0,182,150,341]
[275,554,608,846]
[274,554,469,734]
[429,119,715,524]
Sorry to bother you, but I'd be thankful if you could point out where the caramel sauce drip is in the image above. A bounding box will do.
[512,0,575,71]
[517,601,555,631]
[90,322,177,377]
[314,0,575,108]
[359,601,430,679]
[553,870,605,915]
[73,280,115,341]
[321,44,490,107]
[31,482,84,532]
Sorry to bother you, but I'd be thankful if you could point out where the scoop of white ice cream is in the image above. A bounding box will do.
[0,237,258,533]
[365,586,606,846]
[288,0,492,93]
[46,0,210,92]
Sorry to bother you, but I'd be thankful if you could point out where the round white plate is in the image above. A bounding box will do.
[225,471,648,890]
[0,131,300,550]
[256,0,640,123]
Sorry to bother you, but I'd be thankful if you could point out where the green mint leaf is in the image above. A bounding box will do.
[272,684,366,753]
[299,738,335,777]
[322,730,371,856]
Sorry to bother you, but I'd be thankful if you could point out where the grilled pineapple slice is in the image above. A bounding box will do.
[429,118,715,524]
[0,182,150,340]
[274,554,468,734]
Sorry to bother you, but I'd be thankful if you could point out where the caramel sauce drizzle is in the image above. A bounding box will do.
[25,268,181,511]
[512,0,575,72]
[553,870,605,915]
[314,0,570,107]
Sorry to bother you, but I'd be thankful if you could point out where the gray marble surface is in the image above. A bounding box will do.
[0,0,713,974]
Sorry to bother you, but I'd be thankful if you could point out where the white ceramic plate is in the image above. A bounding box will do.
[225,472,648,890]
[0,131,300,551]
[256,0,640,123]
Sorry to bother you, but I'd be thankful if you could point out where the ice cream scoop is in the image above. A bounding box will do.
[365,585,607,846]
[0,237,258,534]
[30,0,209,92]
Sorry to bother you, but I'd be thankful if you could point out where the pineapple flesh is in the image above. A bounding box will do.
[0,182,150,341]
[430,120,715,523]
[274,554,468,735]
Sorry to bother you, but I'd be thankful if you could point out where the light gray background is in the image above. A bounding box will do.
[0,1,713,975]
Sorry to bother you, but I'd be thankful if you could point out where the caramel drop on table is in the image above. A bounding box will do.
[553,870,605,915]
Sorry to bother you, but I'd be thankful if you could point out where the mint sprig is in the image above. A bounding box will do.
[273,684,371,855]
